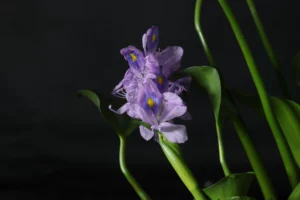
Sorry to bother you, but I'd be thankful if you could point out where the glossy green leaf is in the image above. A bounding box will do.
[232,91,300,167]
[289,182,300,200]
[203,172,255,200]
[77,90,137,137]
[184,66,235,176]
[184,66,221,122]
[291,51,300,86]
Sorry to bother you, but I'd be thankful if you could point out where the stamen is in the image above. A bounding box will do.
[108,105,119,114]
[112,87,127,99]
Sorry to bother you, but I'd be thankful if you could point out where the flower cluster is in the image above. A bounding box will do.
[110,26,191,143]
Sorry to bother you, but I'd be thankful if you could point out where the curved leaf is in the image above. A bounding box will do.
[232,91,300,167]
[184,66,235,176]
[289,182,300,200]
[77,90,137,137]
[184,66,221,121]
[203,172,255,200]
[291,51,300,86]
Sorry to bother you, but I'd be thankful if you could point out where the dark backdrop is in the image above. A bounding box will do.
[1,0,300,199]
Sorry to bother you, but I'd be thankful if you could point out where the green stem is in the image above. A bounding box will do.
[195,0,231,176]
[194,0,277,198]
[194,0,216,68]
[218,0,300,189]
[118,135,151,200]
[246,0,290,98]
[232,113,277,200]
[158,133,208,200]
[216,123,231,176]
[134,121,208,200]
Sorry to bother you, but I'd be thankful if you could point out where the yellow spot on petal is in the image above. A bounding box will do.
[147,98,155,108]
[152,34,156,43]
[130,53,137,62]
[157,76,163,85]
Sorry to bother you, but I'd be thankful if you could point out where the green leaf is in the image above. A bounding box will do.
[184,66,222,121]
[289,182,300,200]
[232,91,300,167]
[203,172,255,200]
[184,66,236,176]
[183,66,237,129]
[291,51,300,86]
[77,90,137,137]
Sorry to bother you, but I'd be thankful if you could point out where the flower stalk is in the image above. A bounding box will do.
[218,0,300,189]
[159,134,208,200]
[119,135,151,200]
[194,0,277,198]
[246,0,290,98]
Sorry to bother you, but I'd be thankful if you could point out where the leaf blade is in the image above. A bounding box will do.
[203,172,255,200]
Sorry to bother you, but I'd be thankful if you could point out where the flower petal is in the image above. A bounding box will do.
[154,73,169,93]
[177,76,192,91]
[156,46,183,77]
[168,76,192,95]
[109,103,140,119]
[142,33,147,53]
[179,111,192,120]
[139,126,154,141]
[159,92,187,122]
[144,54,160,75]
[137,82,163,118]
[159,122,188,143]
[145,26,159,54]
[120,46,145,72]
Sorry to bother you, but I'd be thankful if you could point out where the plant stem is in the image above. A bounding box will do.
[194,0,216,68]
[246,0,290,98]
[195,0,231,176]
[218,0,300,189]
[158,133,208,200]
[194,0,277,198]
[119,135,151,200]
[216,123,231,176]
[232,113,277,200]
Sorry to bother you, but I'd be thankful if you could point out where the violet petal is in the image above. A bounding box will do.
[159,122,188,143]
[159,92,187,122]
[139,126,154,140]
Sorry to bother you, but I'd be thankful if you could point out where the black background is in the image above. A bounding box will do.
[1,0,300,199]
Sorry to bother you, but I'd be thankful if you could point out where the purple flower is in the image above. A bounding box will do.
[110,26,193,143]
[142,26,191,95]
[111,81,188,143]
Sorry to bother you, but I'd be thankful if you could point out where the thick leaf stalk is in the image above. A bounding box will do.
[158,133,208,200]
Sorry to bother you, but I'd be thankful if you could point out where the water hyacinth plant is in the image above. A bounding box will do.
[77,0,300,199]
